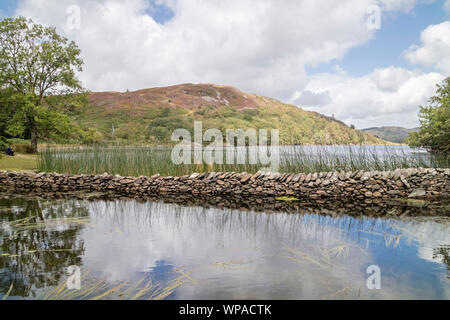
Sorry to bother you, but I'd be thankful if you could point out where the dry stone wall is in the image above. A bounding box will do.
[0,168,448,201]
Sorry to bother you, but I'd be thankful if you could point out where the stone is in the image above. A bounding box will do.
[373,192,382,198]
[0,168,447,204]
[408,189,426,198]
[400,176,411,188]
[392,169,402,180]
[304,174,312,183]
[360,172,371,181]
[189,173,200,179]
[251,172,262,180]
[119,179,134,184]
[285,174,294,183]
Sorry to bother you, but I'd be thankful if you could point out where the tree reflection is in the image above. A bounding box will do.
[0,199,88,298]
[433,246,450,279]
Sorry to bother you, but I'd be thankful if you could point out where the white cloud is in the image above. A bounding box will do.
[370,67,413,92]
[14,0,387,99]
[296,67,444,128]
[404,21,450,74]
[12,0,447,128]
[294,90,332,107]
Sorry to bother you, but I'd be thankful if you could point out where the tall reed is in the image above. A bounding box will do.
[37,145,449,177]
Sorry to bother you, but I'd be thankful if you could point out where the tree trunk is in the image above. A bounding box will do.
[30,125,38,154]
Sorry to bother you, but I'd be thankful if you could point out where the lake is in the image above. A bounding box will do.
[0,196,448,300]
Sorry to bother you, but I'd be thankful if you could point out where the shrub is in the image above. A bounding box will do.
[0,136,9,155]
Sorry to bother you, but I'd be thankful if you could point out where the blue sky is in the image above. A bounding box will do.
[306,0,449,76]
[145,0,174,24]
[0,0,16,17]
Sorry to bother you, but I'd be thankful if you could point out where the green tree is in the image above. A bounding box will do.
[0,17,84,152]
[408,77,450,154]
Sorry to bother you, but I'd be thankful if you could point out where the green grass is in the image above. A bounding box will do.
[0,154,38,172]
[37,145,449,177]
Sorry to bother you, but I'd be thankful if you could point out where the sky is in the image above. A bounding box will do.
[1,0,450,129]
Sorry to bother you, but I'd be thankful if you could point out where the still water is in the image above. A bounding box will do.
[0,197,448,300]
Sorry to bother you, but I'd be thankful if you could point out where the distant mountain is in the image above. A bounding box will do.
[362,126,419,143]
[82,83,389,145]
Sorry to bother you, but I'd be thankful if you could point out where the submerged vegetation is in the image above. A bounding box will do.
[36,269,194,300]
[37,145,448,177]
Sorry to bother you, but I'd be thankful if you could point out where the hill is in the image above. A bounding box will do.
[362,126,419,143]
[79,83,388,145]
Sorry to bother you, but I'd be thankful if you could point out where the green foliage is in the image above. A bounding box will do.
[79,100,387,146]
[78,128,105,145]
[142,107,193,143]
[0,136,9,155]
[0,17,84,152]
[35,106,73,141]
[0,17,83,97]
[0,90,81,144]
[408,77,450,154]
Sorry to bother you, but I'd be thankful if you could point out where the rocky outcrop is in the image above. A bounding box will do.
[0,168,448,201]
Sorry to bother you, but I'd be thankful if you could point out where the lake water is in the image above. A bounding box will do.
[0,197,448,300]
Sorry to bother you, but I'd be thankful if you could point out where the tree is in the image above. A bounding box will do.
[408,77,450,154]
[0,17,84,152]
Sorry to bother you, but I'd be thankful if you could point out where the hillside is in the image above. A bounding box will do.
[79,83,388,145]
[362,126,419,143]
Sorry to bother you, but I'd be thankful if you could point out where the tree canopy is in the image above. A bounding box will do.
[408,77,450,154]
[0,16,84,152]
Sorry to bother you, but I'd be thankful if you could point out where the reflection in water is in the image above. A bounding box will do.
[0,199,88,298]
[0,198,449,300]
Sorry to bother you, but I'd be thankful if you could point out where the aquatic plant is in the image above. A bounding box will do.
[37,145,449,177]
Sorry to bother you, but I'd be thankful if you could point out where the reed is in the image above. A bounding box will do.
[37,145,449,177]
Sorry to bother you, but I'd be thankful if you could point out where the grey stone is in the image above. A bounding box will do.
[408,189,426,198]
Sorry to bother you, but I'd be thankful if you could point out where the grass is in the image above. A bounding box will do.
[0,154,38,172]
[37,145,449,177]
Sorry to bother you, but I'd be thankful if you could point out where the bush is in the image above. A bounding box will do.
[0,136,9,155]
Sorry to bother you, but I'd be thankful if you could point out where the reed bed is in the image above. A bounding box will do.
[37,145,449,177]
